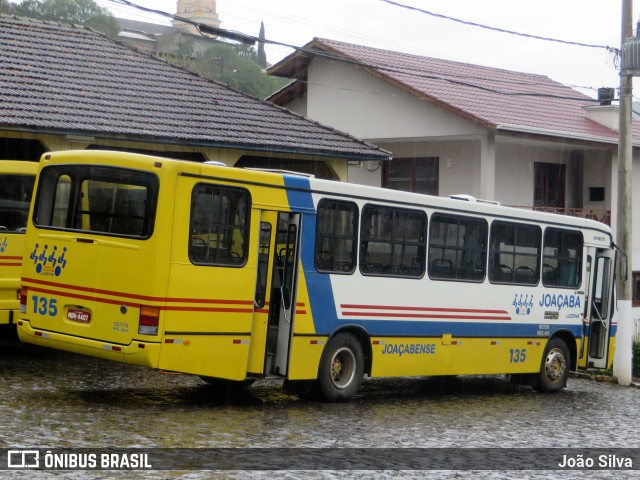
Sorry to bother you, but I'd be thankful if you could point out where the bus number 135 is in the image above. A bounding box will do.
[509,348,527,363]
[31,295,58,317]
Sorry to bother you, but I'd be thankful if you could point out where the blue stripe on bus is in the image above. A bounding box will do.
[284,176,339,332]
[332,320,582,338]
[283,176,610,342]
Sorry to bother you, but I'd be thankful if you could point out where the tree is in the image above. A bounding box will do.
[14,0,120,37]
[257,21,267,69]
[174,37,195,59]
[0,0,18,14]
[163,41,288,100]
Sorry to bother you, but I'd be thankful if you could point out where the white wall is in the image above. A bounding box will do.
[307,58,485,140]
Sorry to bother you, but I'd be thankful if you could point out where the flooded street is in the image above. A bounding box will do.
[1,335,639,479]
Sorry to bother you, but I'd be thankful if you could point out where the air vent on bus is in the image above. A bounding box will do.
[449,194,500,205]
[242,167,314,178]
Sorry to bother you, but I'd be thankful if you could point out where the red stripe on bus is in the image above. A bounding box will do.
[341,311,511,321]
[25,285,303,314]
[22,277,255,306]
[341,304,508,314]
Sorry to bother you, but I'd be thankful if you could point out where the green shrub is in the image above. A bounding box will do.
[633,341,640,378]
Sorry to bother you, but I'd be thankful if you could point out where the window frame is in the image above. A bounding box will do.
[33,164,158,239]
[314,198,359,274]
[188,183,251,267]
[359,203,427,278]
[382,157,439,195]
[488,221,542,286]
[427,212,488,283]
[542,227,583,289]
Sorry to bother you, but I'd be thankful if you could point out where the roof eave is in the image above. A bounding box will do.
[0,125,391,162]
[496,124,640,147]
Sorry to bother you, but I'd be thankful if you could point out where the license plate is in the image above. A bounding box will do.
[67,308,91,324]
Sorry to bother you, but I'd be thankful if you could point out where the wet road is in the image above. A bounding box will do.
[1,334,639,479]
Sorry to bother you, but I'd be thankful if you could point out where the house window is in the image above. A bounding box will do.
[633,272,640,307]
[383,157,438,195]
[534,162,566,208]
[588,187,605,202]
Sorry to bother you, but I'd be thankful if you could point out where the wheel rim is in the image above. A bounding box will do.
[544,347,566,383]
[330,346,356,390]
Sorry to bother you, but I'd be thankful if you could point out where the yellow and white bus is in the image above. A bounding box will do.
[17,151,616,401]
[1,160,37,331]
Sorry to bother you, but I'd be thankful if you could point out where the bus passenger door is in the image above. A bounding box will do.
[247,212,276,375]
[248,211,301,377]
[585,249,615,369]
[270,212,301,376]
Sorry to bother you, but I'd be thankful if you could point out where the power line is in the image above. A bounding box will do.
[105,0,606,103]
[379,0,618,53]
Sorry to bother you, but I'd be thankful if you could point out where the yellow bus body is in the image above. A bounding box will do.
[0,160,37,326]
[17,150,617,400]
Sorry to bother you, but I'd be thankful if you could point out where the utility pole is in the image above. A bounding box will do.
[614,0,633,385]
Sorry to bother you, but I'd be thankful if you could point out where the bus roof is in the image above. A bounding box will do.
[0,160,38,174]
[38,150,612,239]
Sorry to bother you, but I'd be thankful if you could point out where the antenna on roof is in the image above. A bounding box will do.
[449,194,500,205]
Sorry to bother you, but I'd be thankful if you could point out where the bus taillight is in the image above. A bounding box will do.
[19,287,27,314]
[138,306,160,336]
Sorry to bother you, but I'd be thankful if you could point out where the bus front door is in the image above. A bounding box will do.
[585,249,615,369]
[248,211,301,377]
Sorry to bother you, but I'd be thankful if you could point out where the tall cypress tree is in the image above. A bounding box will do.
[257,21,267,69]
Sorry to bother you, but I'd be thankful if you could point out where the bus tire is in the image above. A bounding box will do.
[534,337,570,393]
[316,332,364,402]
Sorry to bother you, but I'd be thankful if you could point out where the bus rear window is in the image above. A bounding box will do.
[34,165,158,238]
[0,174,35,232]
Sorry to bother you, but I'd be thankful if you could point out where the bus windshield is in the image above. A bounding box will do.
[0,174,36,232]
[33,165,159,238]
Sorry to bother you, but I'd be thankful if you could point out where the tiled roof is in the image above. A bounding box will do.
[117,18,180,36]
[0,16,389,161]
[269,38,640,144]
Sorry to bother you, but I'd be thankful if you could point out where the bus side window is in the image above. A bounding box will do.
[488,221,541,285]
[189,184,250,266]
[542,228,583,288]
[360,204,426,278]
[315,199,358,274]
[428,213,487,282]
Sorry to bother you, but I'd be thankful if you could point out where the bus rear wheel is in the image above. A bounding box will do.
[316,332,364,402]
[534,337,570,393]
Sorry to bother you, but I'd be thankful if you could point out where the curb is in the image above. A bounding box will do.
[572,371,640,388]
[571,371,618,383]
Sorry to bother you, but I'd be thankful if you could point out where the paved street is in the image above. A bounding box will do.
[1,338,639,479]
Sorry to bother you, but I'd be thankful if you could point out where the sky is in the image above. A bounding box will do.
[57,1,640,98]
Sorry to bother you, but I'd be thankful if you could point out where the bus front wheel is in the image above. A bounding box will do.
[316,332,364,402]
[534,337,570,393]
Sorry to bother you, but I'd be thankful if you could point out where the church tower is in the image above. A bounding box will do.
[173,0,221,35]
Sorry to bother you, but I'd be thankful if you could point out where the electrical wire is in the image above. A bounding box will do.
[379,0,618,52]
[105,0,611,103]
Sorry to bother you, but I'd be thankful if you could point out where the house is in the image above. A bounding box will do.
[267,37,640,306]
[0,17,389,181]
